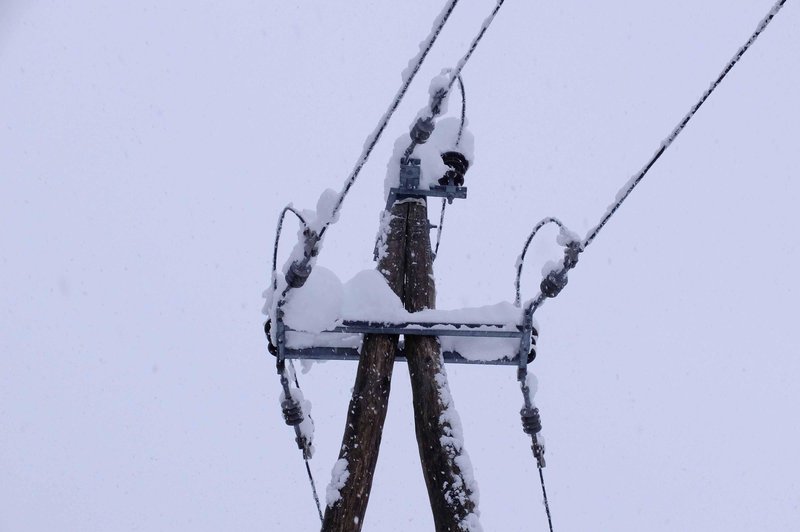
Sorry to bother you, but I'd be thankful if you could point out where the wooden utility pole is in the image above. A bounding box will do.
[403,200,478,530]
[323,199,478,531]
[321,201,407,531]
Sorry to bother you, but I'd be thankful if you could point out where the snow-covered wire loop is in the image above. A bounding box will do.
[456,74,466,147]
[514,217,566,307]
[432,74,466,262]
[271,206,310,292]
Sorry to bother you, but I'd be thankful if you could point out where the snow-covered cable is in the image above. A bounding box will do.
[514,217,567,307]
[289,357,324,523]
[447,0,506,95]
[433,75,466,261]
[271,206,309,292]
[402,1,507,162]
[303,459,323,522]
[455,74,467,147]
[582,0,789,251]
[519,378,554,531]
[433,198,447,260]
[318,0,462,239]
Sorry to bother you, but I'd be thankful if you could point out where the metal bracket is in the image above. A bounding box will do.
[271,318,537,367]
[386,157,468,211]
[386,185,468,211]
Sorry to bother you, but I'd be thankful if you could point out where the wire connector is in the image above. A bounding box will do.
[540,240,581,299]
[410,117,435,145]
[284,230,320,289]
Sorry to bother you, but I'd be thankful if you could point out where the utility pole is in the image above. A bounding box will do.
[321,201,407,531]
[403,199,478,530]
[323,198,478,531]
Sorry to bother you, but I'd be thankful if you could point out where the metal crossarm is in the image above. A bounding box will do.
[272,318,537,367]
[325,320,522,338]
[285,347,522,366]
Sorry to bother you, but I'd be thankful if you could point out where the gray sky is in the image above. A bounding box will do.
[2,1,799,530]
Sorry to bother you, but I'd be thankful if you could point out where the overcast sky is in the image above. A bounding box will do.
[2,1,798,530]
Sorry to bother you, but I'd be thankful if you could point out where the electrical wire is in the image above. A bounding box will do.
[581,0,789,251]
[433,74,467,261]
[319,0,463,240]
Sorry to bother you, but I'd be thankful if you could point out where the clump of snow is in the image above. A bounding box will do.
[285,330,362,350]
[280,269,528,361]
[460,512,483,532]
[326,458,350,507]
[282,265,343,333]
[414,301,519,325]
[541,258,561,278]
[434,368,482,531]
[525,371,539,399]
[341,269,405,322]
[309,188,340,234]
[421,69,452,118]
[263,188,343,330]
[435,117,475,162]
[383,133,449,200]
[383,73,476,204]
[556,224,580,247]
[373,210,393,263]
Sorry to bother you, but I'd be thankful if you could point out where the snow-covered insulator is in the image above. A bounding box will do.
[438,151,469,187]
[410,117,435,144]
[520,406,542,435]
[281,397,304,426]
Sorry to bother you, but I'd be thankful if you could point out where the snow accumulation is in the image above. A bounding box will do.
[262,188,340,320]
[270,266,529,362]
[326,458,350,507]
[434,369,483,531]
[383,72,476,202]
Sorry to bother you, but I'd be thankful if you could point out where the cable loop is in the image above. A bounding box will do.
[514,217,566,307]
[271,206,310,293]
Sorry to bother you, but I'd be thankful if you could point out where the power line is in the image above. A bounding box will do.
[319,0,463,239]
[581,0,789,251]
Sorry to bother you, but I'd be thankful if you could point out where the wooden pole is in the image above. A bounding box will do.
[404,199,479,531]
[322,202,408,531]
[323,198,479,531]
